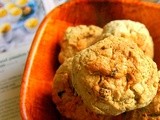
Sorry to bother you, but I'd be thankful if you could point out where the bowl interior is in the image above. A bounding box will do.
[20,0,160,120]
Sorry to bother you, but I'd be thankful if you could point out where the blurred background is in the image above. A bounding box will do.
[0,0,45,53]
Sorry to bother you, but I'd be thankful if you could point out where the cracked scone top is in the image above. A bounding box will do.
[72,36,159,116]
[58,25,102,64]
[101,20,154,58]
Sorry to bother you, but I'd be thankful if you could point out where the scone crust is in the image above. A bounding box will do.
[52,58,113,120]
[72,36,159,116]
[124,73,160,120]
[58,25,102,63]
[101,20,154,58]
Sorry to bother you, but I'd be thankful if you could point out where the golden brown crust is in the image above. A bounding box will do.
[101,20,154,58]
[72,36,159,116]
[58,25,102,64]
[124,81,160,120]
[52,58,114,120]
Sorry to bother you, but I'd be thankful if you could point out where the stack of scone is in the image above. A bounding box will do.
[52,20,160,120]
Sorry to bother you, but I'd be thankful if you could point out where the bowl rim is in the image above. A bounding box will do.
[20,0,160,119]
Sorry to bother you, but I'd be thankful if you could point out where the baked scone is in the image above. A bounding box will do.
[72,36,159,116]
[101,20,154,58]
[123,72,160,120]
[58,25,103,64]
[52,58,118,120]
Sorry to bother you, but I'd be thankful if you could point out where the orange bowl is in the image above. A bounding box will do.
[20,0,160,120]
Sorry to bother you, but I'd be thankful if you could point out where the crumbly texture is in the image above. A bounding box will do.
[124,72,160,120]
[100,20,154,58]
[52,58,115,120]
[72,36,159,116]
[58,25,103,64]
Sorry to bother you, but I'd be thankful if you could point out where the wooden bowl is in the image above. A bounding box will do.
[20,0,160,120]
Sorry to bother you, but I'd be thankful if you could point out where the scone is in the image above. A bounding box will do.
[124,73,160,120]
[72,36,159,116]
[52,58,118,120]
[101,20,154,58]
[58,25,103,64]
